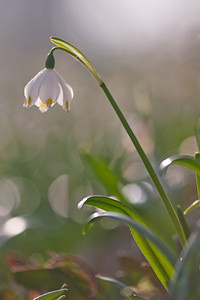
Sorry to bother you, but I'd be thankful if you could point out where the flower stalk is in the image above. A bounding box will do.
[39,37,187,246]
[99,81,186,246]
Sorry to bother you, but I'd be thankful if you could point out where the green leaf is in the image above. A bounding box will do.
[78,195,146,225]
[168,228,200,300]
[195,153,200,203]
[176,205,190,239]
[97,275,144,300]
[33,288,67,300]
[194,119,200,151]
[184,199,200,215]
[159,155,200,175]
[81,201,176,290]
[50,37,102,84]
[88,211,176,264]
[79,152,127,203]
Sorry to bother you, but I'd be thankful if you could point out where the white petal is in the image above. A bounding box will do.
[62,83,74,111]
[24,69,46,107]
[63,83,74,103]
[55,70,74,111]
[24,78,35,107]
[35,99,49,113]
[55,71,74,101]
[38,69,60,106]
[56,84,64,106]
[24,78,34,100]
[56,84,73,111]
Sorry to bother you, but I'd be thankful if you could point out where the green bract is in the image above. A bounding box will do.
[50,37,103,85]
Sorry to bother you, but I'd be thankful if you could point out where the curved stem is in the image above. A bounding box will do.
[195,153,200,202]
[48,47,103,84]
[49,44,186,246]
[100,82,186,246]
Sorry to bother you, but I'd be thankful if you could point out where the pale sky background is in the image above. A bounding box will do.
[0,0,200,119]
[0,0,200,60]
[59,0,200,54]
[0,0,199,125]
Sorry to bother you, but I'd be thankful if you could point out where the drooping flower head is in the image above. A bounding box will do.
[23,53,73,113]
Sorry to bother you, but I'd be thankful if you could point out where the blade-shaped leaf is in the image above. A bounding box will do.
[78,195,145,225]
[79,196,175,288]
[50,37,102,84]
[87,211,176,265]
[194,120,200,151]
[34,288,67,300]
[79,152,127,203]
[184,199,200,215]
[195,153,200,203]
[159,155,200,175]
[168,228,200,300]
[176,205,190,239]
[79,196,176,255]
[97,275,144,300]
[83,207,176,289]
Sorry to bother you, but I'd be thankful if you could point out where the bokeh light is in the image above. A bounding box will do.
[2,217,27,237]
[0,1,200,298]
[48,174,69,218]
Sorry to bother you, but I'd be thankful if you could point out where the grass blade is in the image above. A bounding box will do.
[81,203,176,289]
[78,195,146,225]
[195,152,200,204]
[87,211,176,266]
[80,152,127,203]
[184,199,200,215]
[159,155,200,175]
[33,288,67,300]
[168,229,200,300]
[176,205,190,239]
[97,275,145,300]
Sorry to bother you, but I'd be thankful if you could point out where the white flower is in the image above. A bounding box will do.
[23,68,74,113]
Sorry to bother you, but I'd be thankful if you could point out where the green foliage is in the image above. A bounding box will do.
[2,36,200,300]
[33,288,67,300]
[159,155,200,175]
[80,151,126,202]
[168,229,200,300]
[176,205,190,239]
[97,275,144,300]
[86,210,176,289]
[79,196,175,289]
[184,200,200,214]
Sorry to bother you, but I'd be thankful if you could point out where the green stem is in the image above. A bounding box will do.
[100,82,186,246]
[195,153,200,201]
[194,122,200,201]
[176,205,190,239]
[48,43,186,246]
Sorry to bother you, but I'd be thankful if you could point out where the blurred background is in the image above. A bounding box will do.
[0,0,200,298]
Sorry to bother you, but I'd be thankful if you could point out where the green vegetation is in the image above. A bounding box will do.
[1,38,200,300]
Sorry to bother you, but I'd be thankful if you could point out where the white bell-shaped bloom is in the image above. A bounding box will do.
[24,68,74,113]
